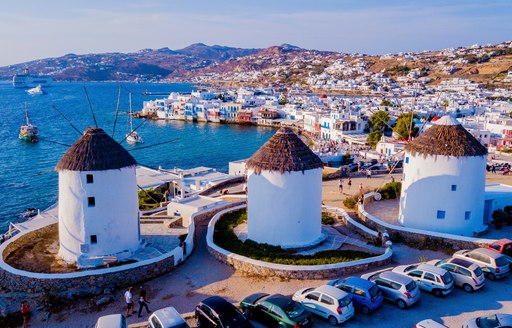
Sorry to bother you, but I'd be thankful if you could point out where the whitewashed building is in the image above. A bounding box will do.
[399,115,488,236]
[56,128,140,267]
[246,127,324,248]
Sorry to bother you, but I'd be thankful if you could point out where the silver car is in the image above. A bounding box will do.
[428,258,485,292]
[462,313,512,328]
[453,248,510,280]
[392,263,454,297]
[361,270,420,309]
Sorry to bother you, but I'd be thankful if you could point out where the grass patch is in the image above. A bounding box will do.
[214,209,373,265]
[322,212,336,225]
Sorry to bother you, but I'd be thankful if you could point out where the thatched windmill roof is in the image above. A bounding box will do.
[405,115,487,157]
[56,127,137,171]
[246,127,324,174]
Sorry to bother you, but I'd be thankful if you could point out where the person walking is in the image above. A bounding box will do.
[125,287,135,317]
[138,287,151,317]
[366,169,372,179]
[20,301,30,328]
[338,179,343,193]
[359,183,363,192]
[347,178,352,189]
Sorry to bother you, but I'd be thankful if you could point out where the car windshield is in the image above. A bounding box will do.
[369,285,380,298]
[338,296,351,307]
[405,280,416,292]
[283,302,305,319]
[476,314,500,328]
[474,266,483,277]
[495,256,508,267]
[441,272,453,284]
[219,308,247,327]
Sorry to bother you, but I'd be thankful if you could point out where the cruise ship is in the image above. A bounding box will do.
[12,69,53,88]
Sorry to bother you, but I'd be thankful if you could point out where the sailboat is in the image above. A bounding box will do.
[26,84,44,95]
[126,92,144,144]
[19,104,38,142]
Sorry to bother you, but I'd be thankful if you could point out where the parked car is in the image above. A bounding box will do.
[360,270,420,309]
[453,248,510,280]
[462,313,512,328]
[95,314,126,328]
[392,263,454,297]
[487,239,512,269]
[195,296,252,328]
[327,276,383,314]
[427,258,485,292]
[414,319,448,328]
[292,285,354,326]
[149,306,189,328]
[240,293,313,328]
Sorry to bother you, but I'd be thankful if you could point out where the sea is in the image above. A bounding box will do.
[0,82,275,231]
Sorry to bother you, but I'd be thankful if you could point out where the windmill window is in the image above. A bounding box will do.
[90,235,97,244]
[88,197,96,207]
[405,157,409,164]
[465,211,471,220]
[451,185,457,191]
[437,210,445,219]
[86,174,94,184]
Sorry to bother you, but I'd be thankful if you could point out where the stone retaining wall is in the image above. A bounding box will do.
[207,205,393,280]
[357,192,496,251]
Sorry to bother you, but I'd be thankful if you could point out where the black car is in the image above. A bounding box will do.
[240,293,313,328]
[195,296,252,328]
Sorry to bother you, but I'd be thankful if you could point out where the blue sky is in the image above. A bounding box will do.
[1,0,511,66]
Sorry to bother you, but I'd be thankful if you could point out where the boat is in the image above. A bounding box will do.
[26,84,44,95]
[13,69,53,88]
[126,93,144,144]
[19,105,38,142]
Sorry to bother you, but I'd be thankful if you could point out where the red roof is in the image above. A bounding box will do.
[320,94,327,99]
[431,116,441,122]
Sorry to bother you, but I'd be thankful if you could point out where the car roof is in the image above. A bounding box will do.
[496,313,512,324]
[344,276,375,289]
[266,294,295,308]
[314,285,348,298]
[448,258,475,268]
[380,271,413,284]
[471,248,505,259]
[416,263,447,275]
[96,314,124,326]
[201,296,236,313]
[151,307,185,326]
[492,239,512,246]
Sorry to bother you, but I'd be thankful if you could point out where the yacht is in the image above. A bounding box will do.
[26,84,44,95]
[13,69,53,88]
[19,106,38,142]
[126,93,144,144]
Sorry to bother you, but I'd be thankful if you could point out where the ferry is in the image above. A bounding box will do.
[13,69,53,88]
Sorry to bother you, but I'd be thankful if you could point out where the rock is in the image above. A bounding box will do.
[96,295,113,306]
[103,288,113,295]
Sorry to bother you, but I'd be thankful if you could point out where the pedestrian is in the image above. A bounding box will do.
[347,178,352,189]
[125,287,135,317]
[138,286,151,317]
[391,175,395,183]
[359,183,363,192]
[492,165,496,174]
[366,169,372,179]
[338,179,343,193]
[20,301,30,328]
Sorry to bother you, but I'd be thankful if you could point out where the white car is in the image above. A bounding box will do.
[462,313,512,328]
[148,306,189,328]
[392,263,454,297]
[95,314,126,328]
[427,258,485,292]
[293,284,354,326]
[414,319,448,328]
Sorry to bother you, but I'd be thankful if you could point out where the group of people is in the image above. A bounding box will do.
[338,178,352,193]
[124,286,151,318]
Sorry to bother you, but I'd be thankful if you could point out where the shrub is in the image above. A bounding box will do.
[138,189,164,210]
[322,212,336,225]
[214,209,372,265]
[492,209,507,230]
[343,197,357,209]
[504,206,512,226]
[380,182,402,200]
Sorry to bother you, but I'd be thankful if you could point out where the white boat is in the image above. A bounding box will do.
[26,84,44,95]
[13,69,53,88]
[126,93,144,144]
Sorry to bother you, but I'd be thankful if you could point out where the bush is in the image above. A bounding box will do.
[492,209,508,230]
[380,182,402,200]
[138,189,164,210]
[214,209,372,265]
[504,206,512,226]
[343,197,357,209]
[322,212,336,225]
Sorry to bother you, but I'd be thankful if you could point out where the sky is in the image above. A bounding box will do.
[1,0,511,66]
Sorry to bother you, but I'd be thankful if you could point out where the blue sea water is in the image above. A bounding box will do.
[0,82,275,230]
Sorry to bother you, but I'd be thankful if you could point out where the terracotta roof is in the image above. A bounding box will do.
[405,115,487,157]
[56,127,137,171]
[246,127,324,174]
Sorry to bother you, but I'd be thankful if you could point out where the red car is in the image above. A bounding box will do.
[487,239,512,268]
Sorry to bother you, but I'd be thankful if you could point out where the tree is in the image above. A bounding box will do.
[381,99,392,107]
[393,112,419,141]
[367,130,383,148]
[369,111,390,133]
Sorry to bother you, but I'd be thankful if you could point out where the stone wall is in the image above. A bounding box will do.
[206,205,393,280]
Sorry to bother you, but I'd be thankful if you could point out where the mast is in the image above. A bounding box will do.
[129,92,133,132]
[25,103,29,125]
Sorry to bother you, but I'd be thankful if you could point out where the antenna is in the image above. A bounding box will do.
[38,136,72,147]
[112,85,122,138]
[83,86,98,128]
[51,105,82,136]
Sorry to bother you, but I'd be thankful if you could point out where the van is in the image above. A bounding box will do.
[148,307,189,328]
[453,248,510,280]
[95,314,126,328]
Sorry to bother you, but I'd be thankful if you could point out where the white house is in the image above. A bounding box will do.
[246,127,325,248]
[56,128,140,267]
[399,115,488,236]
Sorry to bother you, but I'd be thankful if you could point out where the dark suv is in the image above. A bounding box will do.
[195,296,252,328]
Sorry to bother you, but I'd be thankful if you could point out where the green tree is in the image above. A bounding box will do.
[367,130,383,148]
[381,99,392,107]
[393,112,419,141]
[369,111,390,132]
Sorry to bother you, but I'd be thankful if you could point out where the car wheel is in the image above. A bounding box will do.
[328,315,338,326]
[243,307,251,318]
[361,305,370,314]
[487,272,496,281]
[463,284,474,293]
[432,289,443,298]
[396,299,407,309]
